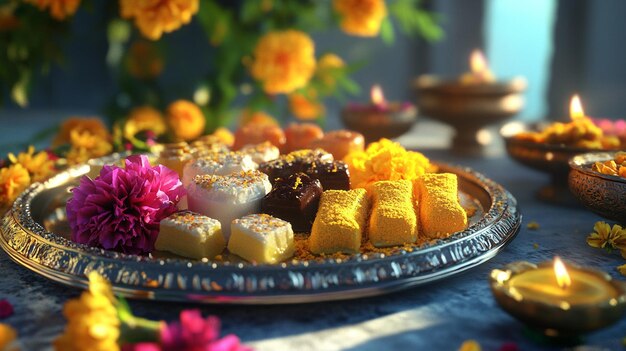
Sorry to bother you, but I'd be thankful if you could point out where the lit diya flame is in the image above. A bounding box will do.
[554,256,572,289]
[461,49,495,84]
[371,84,386,106]
[569,94,585,120]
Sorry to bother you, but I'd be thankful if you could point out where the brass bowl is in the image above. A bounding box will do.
[340,104,418,144]
[414,75,526,154]
[500,121,610,205]
[490,261,626,337]
[569,152,626,223]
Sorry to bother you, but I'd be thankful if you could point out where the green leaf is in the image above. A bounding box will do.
[380,17,395,45]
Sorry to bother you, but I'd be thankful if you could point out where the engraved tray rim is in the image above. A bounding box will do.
[0,154,521,304]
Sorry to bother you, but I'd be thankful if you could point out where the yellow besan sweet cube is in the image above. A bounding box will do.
[416,173,468,239]
[155,211,225,259]
[228,214,295,264]
[368,180,418,247]
[309,188,369,254]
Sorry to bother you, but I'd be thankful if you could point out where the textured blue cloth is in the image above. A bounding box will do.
[1,147,625,350]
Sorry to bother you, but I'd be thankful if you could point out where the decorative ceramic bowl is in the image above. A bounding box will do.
[340,104,418,144]
[501,122,608,205]
[569,152,626,223]
[414,75,526,155]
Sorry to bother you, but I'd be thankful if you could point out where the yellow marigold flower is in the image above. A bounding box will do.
[288,90,325,120]
[333,0,387,37]
[0,164,30,207]
[586,221,626,250]
[123,106,166,140]
[345,138,433,189]
[316,53,345,88]
[119,0,199,40]
[250,30,316,94]
[125,41,164,80]
[54,272,119,351]
[8,146,54,182]
[0,323,19,351]
[458,339,481,351]
[54,117,113,165]
[166,100,206,141]
[23,0,81,20]
[210,127,235,148]
[239,110,279,127]
[54,117,111,147]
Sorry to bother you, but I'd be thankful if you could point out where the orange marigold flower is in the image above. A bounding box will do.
[166,100,206,141]
[123,106,166,140]
[288,90,325,120]
[316,53,345,88]
[458,340,482,351]
[24,0,81,20]
[250,30,316,95]
[126,40,164,79]
[54,117,113,165]
[0,323,20,351]
[54,117,111,147]
[334,0,387,37]
[119,0,199,40]
[239,110,279,128]
[210,127,235,148]
[0,164,30,207]
[344,138,434,189]
[8,145,55,182]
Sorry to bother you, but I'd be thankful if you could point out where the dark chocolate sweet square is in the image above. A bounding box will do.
[260,173,323,233]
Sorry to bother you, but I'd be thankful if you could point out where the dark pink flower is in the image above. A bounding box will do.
[160,310,252,351]
[0,299,14,318]
[498,342,519,351]
[66,155,185,254]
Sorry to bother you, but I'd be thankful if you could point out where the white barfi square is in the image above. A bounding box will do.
[240,141,280,164]
[182,151,258,187]
[187,171,272,240]
[228,214,295,264]
[155,211,225,259]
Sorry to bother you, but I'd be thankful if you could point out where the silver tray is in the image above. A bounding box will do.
[0,156,521,304]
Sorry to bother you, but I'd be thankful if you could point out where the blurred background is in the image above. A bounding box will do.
[1,0,626,153]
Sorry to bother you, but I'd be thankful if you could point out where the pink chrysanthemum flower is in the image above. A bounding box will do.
[121,310,252,351]
[160,310,251,351]
[66,155,185,254]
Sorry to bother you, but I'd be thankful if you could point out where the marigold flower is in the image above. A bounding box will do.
[586,221,626,251]
[166,100,206,141]
[316,53,345,88]
[67,155,184,254]
[8,146,55,182]
[458,340,481,351]
[333,0,387,37]
[126,41,164,80]
[24,0,81,20]
[124,106,167,141]
[238,110,279,128]
[250,30,316,94]
[54,117,111,147]
[344,138,434,189]
[0,164,30,207]
[0,323,19,351]
[288,90,325,120]
[119,0,199,40]
[210,127,235,148]
[54,272,119,351]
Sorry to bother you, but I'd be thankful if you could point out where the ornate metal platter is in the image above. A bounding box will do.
[0,156,520,304]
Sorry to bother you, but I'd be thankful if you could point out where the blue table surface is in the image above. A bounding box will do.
[1,117,625,350]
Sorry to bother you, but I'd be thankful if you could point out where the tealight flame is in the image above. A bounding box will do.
[370,84,386,106]
[470,49,490,74]
[553,256,571,289]
[569,94,585,121]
